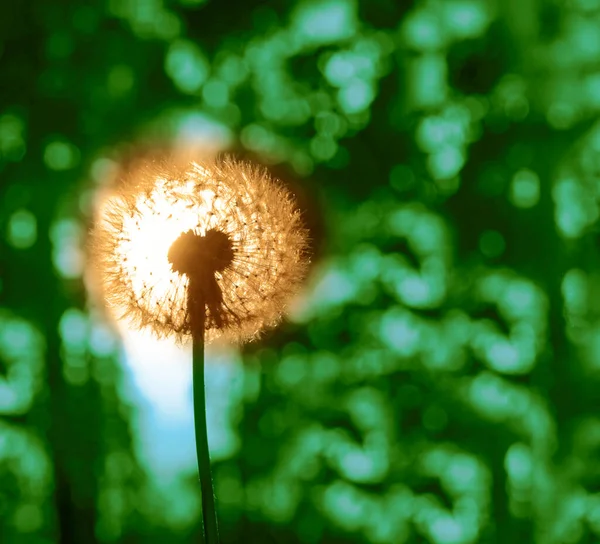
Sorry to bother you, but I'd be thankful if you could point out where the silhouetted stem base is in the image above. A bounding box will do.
[190,284,220,544]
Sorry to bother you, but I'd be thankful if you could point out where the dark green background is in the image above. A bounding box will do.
[1,0,599,542]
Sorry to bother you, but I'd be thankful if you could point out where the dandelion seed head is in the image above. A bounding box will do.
[90,155,310,344]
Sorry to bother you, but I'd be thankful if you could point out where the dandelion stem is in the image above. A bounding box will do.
[190,285,220,544]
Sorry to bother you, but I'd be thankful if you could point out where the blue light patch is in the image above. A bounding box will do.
[49,218,84,279]
[59,308,88,352]
[402,9,445,50]
[427,146,465,180]
[323,49,376,88]
[165,40,210,94]
[322,480,366,531]
[379,308,421,357]
[486,341,521,373]
[338,79,376,114]
[505,442,532,484]
[429,515,464,544]
[442,0,490,40]
[0,311,44,415]
[291,0,357,47]
[553,178,596,239]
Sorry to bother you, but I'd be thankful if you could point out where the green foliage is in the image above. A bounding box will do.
[2,0,600,542]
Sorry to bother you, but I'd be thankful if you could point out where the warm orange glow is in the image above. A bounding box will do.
[90,157,309,343]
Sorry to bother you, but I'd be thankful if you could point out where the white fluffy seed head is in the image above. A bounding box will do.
[89,154,310,344]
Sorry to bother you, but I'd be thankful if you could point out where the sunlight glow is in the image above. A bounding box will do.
[92,157,309,343]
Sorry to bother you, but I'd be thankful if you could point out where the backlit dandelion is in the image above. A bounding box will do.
[92,156,309,344]
[89,154,310,544]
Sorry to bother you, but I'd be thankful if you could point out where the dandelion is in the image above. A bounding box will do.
[92,156,309,343]
[89,154,310,544]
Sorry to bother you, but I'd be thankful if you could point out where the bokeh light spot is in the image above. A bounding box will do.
[0,114,26,162]
[165,40,210,94]
[510,169,540,208]
[337,79,375,114]
[292,0,357,46]
[202,79,229,108]
[44,140,80,171]
[7,209,37,249]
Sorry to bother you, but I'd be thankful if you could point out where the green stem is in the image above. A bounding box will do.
[191,291,220,544]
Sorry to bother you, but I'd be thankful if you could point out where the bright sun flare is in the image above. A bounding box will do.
[91,157,309,343]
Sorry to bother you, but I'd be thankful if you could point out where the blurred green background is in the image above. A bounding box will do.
[2,0,600,542]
